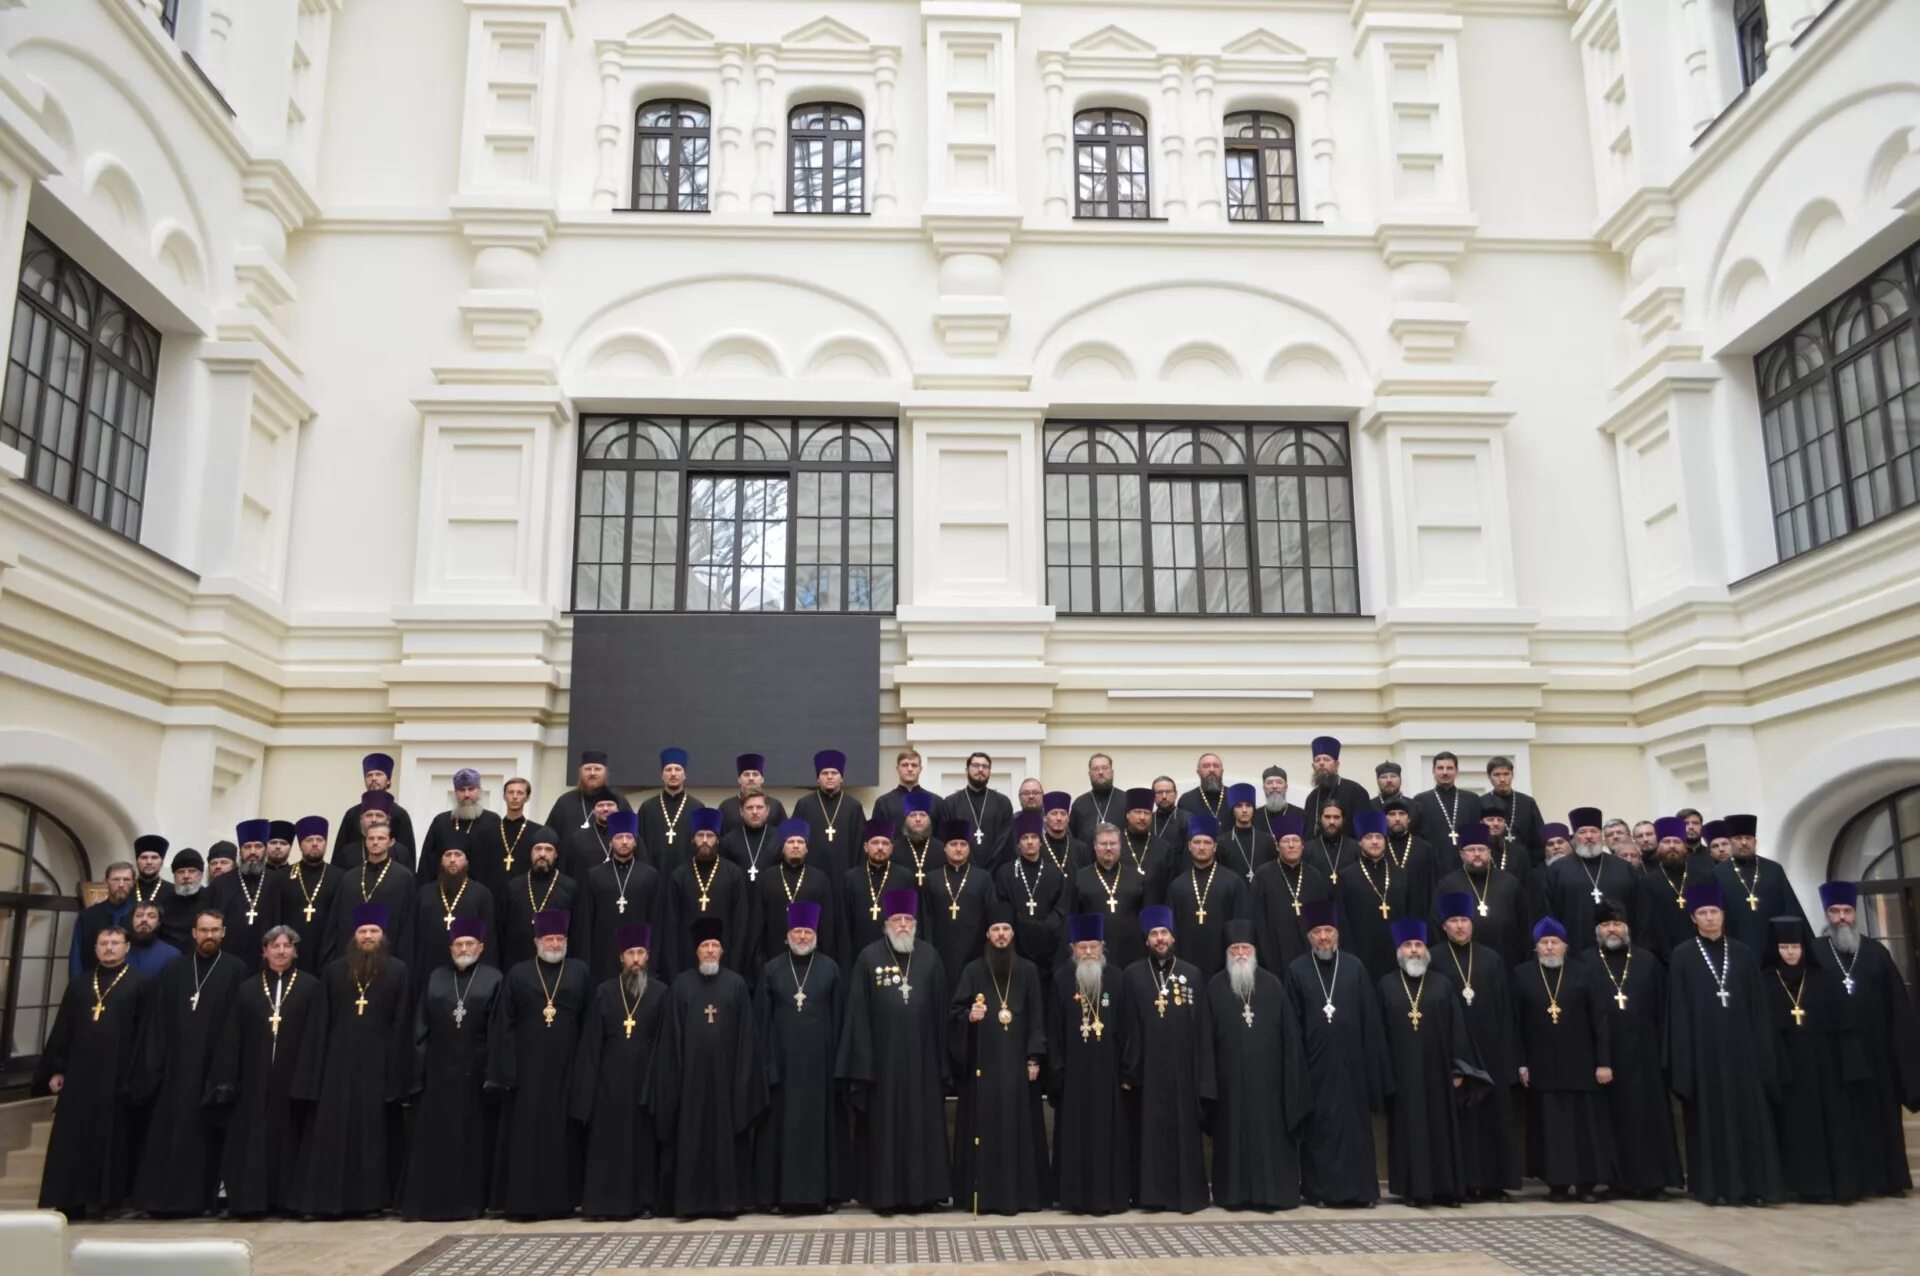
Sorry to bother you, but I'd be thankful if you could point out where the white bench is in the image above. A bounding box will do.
[0,1212,252,1276]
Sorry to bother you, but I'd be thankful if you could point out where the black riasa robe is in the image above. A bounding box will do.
[571,972,676,1219]
[1512,958,1615,1188]
[1766,959,1869,1203]
[755,950,848,1210]
[1068,787,1124,845]
[1219,822,1278,883]
[461,810,533,900]
[1442,940,1522,1194]
[640,790,706,878]
[1066,861,1150,971]
[1286,950,1390,1206]
[129,951,245,1215]
[333,801,418,865]
[948,785,1013,869]
[321,859,417,971]
[1334,854,1412,981]
[408,877,499,991]
[1207,965,1308,1210]
[1714,856,1807,954]
[1047,961,1131,1215]
[1667,935,1785,1203]
[948,954,1050,1214]
[208,966,320,1217]
[793,788,866,874]
[921,861,1000,981]
[749,861,838,986]
[1120,956,1214,1213]
[211,868,281,972]
[1431,867,1531,971]
[1377,968,1485,1204]
[1543,853,1638,955]
[835,861,912,970]
[274,861,343,969]
[289,956,414,1217]
[835,937,950,1211]
[544,786,628,838]
[1250,859,1333,972]
[32,964,158,1216]
[1823,933,1920,1197]
[417,812,483,881]
[1165,864,1251,979]
[571,856,662,984]
[400,963,503,1220]
[1385,835,1440,922]
[1584,943,1681,1193]
[659,855,753,981]
[718,794,789,838]
[995,855,1068,994]
[663,968,767,1218]
[500,869,577,971]
[1634,861,1711,955]
[560,820,612,883]
[488,956,591,1219]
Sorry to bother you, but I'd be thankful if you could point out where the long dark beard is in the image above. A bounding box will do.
[532,861,556,879]
[985,943,1014,979]
[347,943,388,985]
[620,969,647,1000]
[1314,770,1337,792]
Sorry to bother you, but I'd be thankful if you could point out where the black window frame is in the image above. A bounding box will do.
[1826,783,1920,988]
[1073,107,1152,220]
[160,0,181,38]
[1,226,162,542]
[787,102,866,215]
[630,98,712,213]
[0,793,92,1087]
[571,414,898,615]
[1223,109,1303,223]
[1754,237,1920,562]
[1734,0,1769,88]
[1043,419,1362,618]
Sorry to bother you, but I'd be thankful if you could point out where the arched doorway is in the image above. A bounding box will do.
[1827,784,1920,989]
[0,793,92,1085]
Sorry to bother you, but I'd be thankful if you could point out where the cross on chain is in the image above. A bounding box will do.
[1789,1004,1806,1026]
[355,992,369,1016]
[704,1003,717,1025]
[1614,991,1629,1010]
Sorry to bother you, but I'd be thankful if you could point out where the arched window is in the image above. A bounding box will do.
[1826,783,1920,987]
[789,103,864,214]
[1223,110,1301,223]
[0,793,92,1084]
[1074,108,1150,220]
[632,99,711,212]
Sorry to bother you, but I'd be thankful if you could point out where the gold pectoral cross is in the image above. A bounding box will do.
[1548,1003,1562,1025]
[91,1003,104,1022]
[949,901,961,920]
[1195,905,1208,925]
[1746,893,1760,910]
[1408,1005,1422,1030]
[542,1003,557,1027]
[303,903,316,923]
[268,1010,282,1035]
[623,1015,636,1039]
[355,993,369,1016]
[1154,992,1168,1017]
[1790,1004,1806,1026]
[1378,900,1391,919]
[704,1003,718,1025]
[444,912,456,929]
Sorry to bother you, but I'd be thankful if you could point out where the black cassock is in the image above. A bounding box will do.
[947,785,1014,869]
[1334,854,1411,981]
[948,954,1050,1214]
[142,879,188,951]
[571,856,662,983]
[500,869,577,971]
[1166,865,1251,979]
[659,855,753,981]
[719,822,780,883]
[1049,832,1099,884]
[211,869,280,972]
[994,855,1067,995]
[921,862,999,982]
[1218,822,1278,883]
[1250,859,1333,972]
[749,861,837,985]
[1207,965,1308,1210]
[1300,777,1372,837]
[663,968,767,1218]
[408,878,499,990]
[1766,958,1869,1203]
[755,951,848,1210]
[1714,856,1808,954]
[289,956,414,1217]
[274,861,343,970]
[1068,788,1125,846]
[1378,969,1485,1204]
[793,787,866,875]
[640,790,706,878]
[1667,935,1785,1203]
[1431,867,1531,971]
[835,861,913,970]
[572,972,676,1219]
[1306,833,1359,888]
[1047,961,1131,1214]
[488,957,591,1219]
[1584,943,1682,1194]
[1120,956,1214,1213]
[718,794,789,839]
[400,963,503,1221]
[1634,861,1712,955]
[560,820,612,884]
[1440,940,1521,1195]
[1066,861,1150,971]
[836,937,951,1211]
[322,860,417,971]
[872,785,945,837]
[1386,836,1440,922]
[129,951,245,1215]
[208,966,320,1217]
[544,786,629,838]
[1543,853,1639,954]
[417,812,483,881]
[1285,950,1391,1206]
[32,964,157,1216]
[1822,932,1920,1197]
[334,800,418,865]
[1512,959,1615,1188]
[460,811,534,900]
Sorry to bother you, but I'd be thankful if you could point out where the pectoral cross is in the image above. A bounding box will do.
[1590,887,1603,904]
[949,900,961,920]
[1322,1002,1336,1022]
[268,1010,283,1036]
[1378,900,1390,919]
[1196,905,1208,925]
[748,865,759,881]
[503,851,513,872]
[1843,975,1855,994]
[824,825,836,840]
[899,982,911,1002]
[1715,988,1730,1008]
[869,903,881,920]
[1461,986,1475,1005]
[1745,892,1760,910]
[1477,903,1489,917]
[190,991,201,1011]
[1026,899,1037,916]
[1292,900,1302,915]
[453,1003,466,1027]
[616,896,627,913]
[698,892,711,910]
[664,830,676,844]
[92,1003,104,1022]
[1107,897,1118,913]
[1547,1003,1562,1025]
[793,989,807,1010]
[246,906,258,925]
[355,992,369,1016]
[1448,830,1459,845]
[1080,1019,1092,1041]
[542,1003,557,1026]
[623,1015,636,1039]
[1614,990,1628,1010]
[973,828,984,845]
[1154,991,1168,1018]
[444,911,456,928]
[303,903,316,923]
[704,1003,717,1025]
[1408,1005,1423,1030]
[1789,1004,1806,1026]
[1241,1004,1255,1027]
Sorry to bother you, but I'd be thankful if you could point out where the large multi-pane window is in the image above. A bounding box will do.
[632,99,710,212]
[1074,108,1151,219]
[1733,0,1769,88]
[0,794,91,1086]
[1224,110,1302,223]
[1044,421,1360,617]
[1,227,161,540]
[573,416,896,613]
[788,103,865,214]
[1756,238,1920,560]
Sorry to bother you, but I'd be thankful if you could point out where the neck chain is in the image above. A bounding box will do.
[944,862,972,920]
[1044,833,1073,874]
[1465,866,1492,916]
[1731,858,1762,910]
[1399,967,1426,1030]
[817,791,844,841]
[501,814,527,872]
[691,855,720,911]
[438,876,469,930]
[987,957,1015,1029]
[135,875,164,904]
[610,856,637,913]
[1277,857,1306,915]
[359,858,392,903]
[1189,862,1218,925]
[1012,857,1043,916]
[189,950,223,1011]
[263,968,296,1053]
[906,836,933,885]
[1695,935,1731,1008]
[742,825,769,881]
[1387,832,1414,871]
[1825,936,1858,995]
[960,788,990,844]
[1094,860,1124,914]
[618,969,646,1038]
[787,952,815,1011]
[1152,806,1177,838]
[1197,787,1224,817]
[1447,942,1475,1004]
[236,869,266,925]
[780,863,807,904]
[897,946,915,1002]
[865,864,890,921]
[91,964,128,1021]
[1437,788,1462,846]
[1576,853,1608,904]
[294,861,325,923]
[451,965,477,1028]
[1776,968,1809,1027]
[1227,826,1256,877]
[1124,829,1153,874]
[1088,788,1116,827]
[1540,962,1565,1025]
[657,791,688,846]
[1599,945,1633,1010]
[534,960,561,1027]
[1357,853,1392,918]
[527,867,559,913]
[1310,949,1340,1023]
[1662,863,1688,909]
[1318,835,1343,884]
[452,814,475,835]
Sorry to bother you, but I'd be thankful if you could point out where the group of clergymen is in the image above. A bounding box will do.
[31,738,1920,1221]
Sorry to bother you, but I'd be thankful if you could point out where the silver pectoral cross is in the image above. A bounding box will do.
[899,982,912,1002]
[1461,986,1475,1005]
[190,992,200,1011]
[453,1003,466,1027]
[1322,1001,1336,1022]
[616,896,627,913]
[793,989,806,1010]
[973,828,984,845]
[1241,1004,1254,1027]
[748,865,759,881]
[1590,887,1603,904]
[1843,976,1855,994]
[1716,988,1731,1008]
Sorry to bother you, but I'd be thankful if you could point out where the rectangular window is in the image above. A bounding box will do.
[572,416,896,614]
[1043,421,1361,616]
[1755,238,1920,560]
[1,227,161,541]
[1733,0,1769,88]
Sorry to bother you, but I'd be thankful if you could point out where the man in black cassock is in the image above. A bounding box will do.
[836,887,950,1213]
[276,817,340,970]
[401,916,502,1220]
[1047,913,1131,1214]
[333,753,419,864]
[1381,797,1438,920]
[659,809,752,980]
[1763,916,1867,1203]
[1668,880,1785,1204]
[1043,790,1094,879]
[409,836,498,992]
[871,747,945,833]
[640,746,705,877]
[208,925,320,1217]
[718,752,788,835]
[1513,917,1615,1199]
[289,902,413,1217]
[1067,827,1151,971]
[1121,904,1213,1213]
[994,810,1067,997]
[1251,810,1332,972]
[34,925,156,1217]
[1178,752,1230,827]
[1635,817,1710,954]
[1377,920,1484,1206]
[130,833,179,943]
[751,819,838,985]
[574,921,676,1220]
[796,748,865,874]
[1166,813,1250,979]
[948,750,1013,869]
[1432,825,1530,970]
[544,748,631,835]
[922,819,999,981]
[465,775,534,901]
[1336,810,1410,980]
[1208,920,1308,1210]
[502,830,575,969]
[1305,800,1359,892]
[321,821,416,971]
[1544,808,1636,954]
[1434,892,1521,1199]
[1219,783,1278,881]
[755,901,847,1212]
[892,790,940,891]
[1301,737,1373,836]
[662,917,766,1218]
[572,809,661,983]
[1069,751,1123,846]
[489,908,591,1219]
[129,906,244,1216]
[418,767,487,878]
[1149,777,1191,857]
[719,790,779,888]
[949,901,1049,1215]
[212,820,280,971]
[1584,898,1681,1197]
[1410,751,1481,856]
[1119,787,1174,898]
[1816,880,1920,1197]
[560,790,619,882]
[159,847,209,953]
[1286,899,1390,1207]
[1714,813,1808,954]
[837,818,911,967]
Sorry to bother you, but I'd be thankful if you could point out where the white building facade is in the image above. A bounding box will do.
[0,0,1917,1061]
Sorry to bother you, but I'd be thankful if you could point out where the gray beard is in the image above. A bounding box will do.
[240,860,264,880]
[452,953,479,970]
[1313,944,1338,962]
[175,882,200,897]
[1398,955,1429,977]
[887,930,915,956]
[1829,923,1860,954]
[621,969,647,1000]
[1264,792,1285,813]
[455,798,483,820]
[537,947,566,964]
[1575,843,1603,859]
[1540,953,1565,969]
[789,937,817,957]
[1227,954,1257,1001]
[697,960,720,977]
[1074,955,1106,1007]
[1600,933,1628,952]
